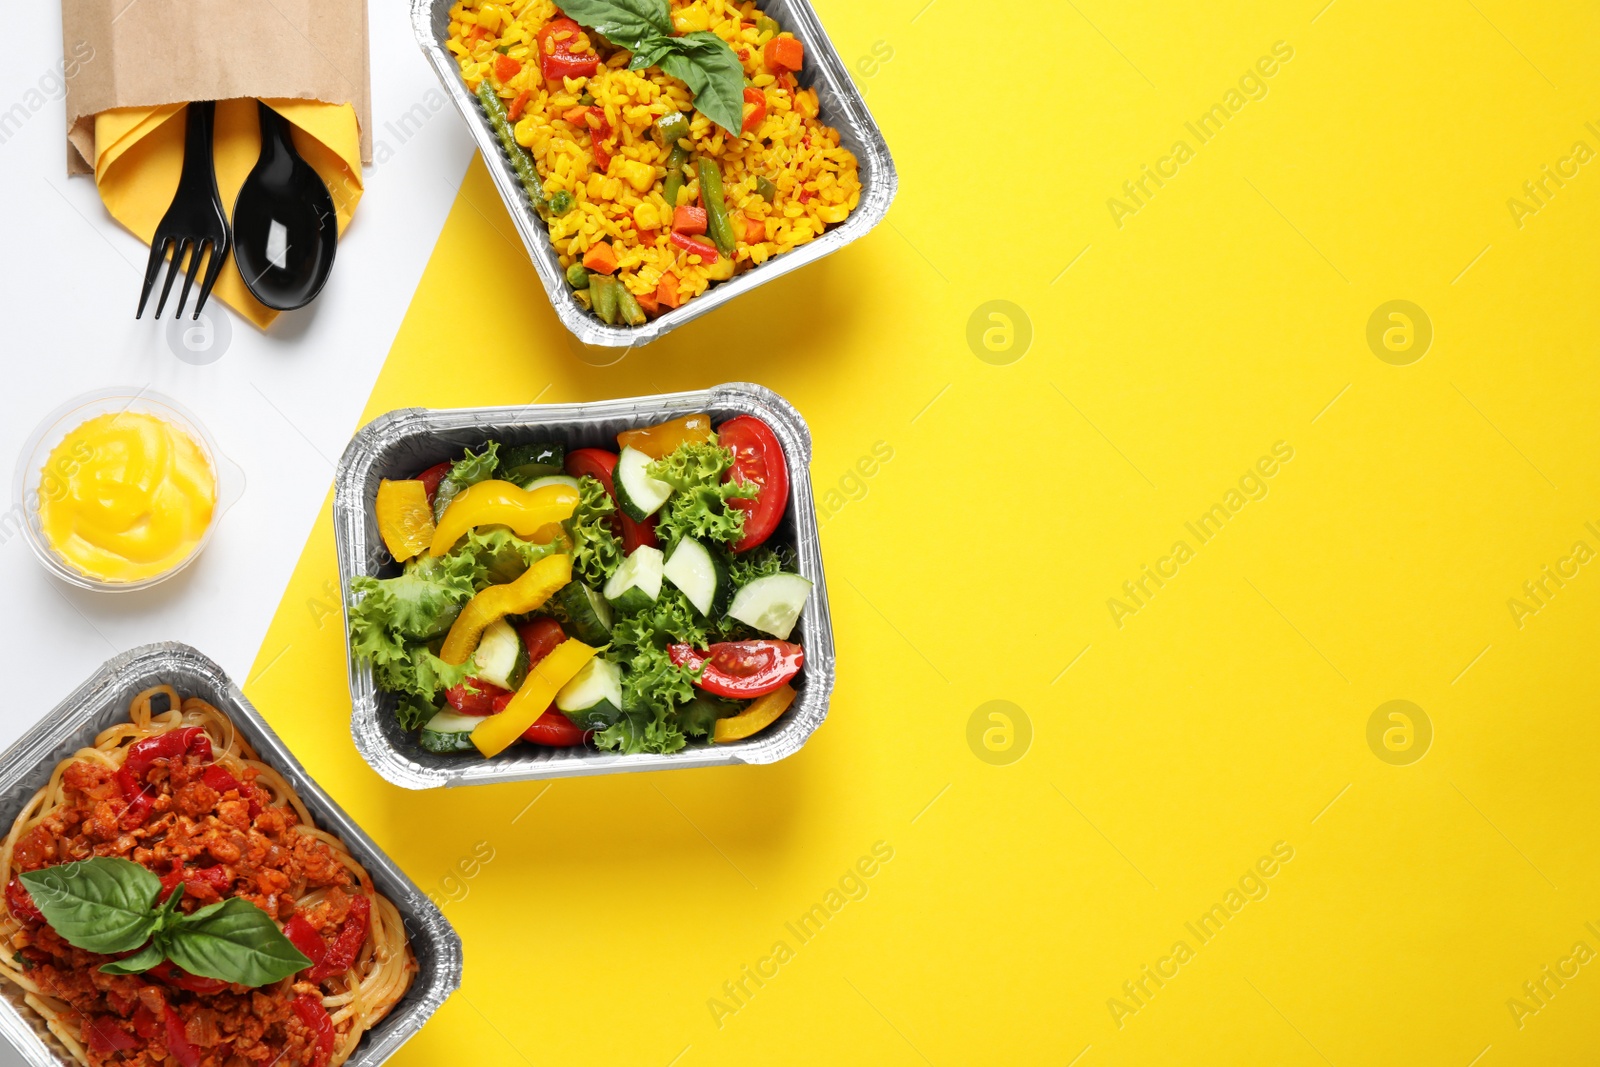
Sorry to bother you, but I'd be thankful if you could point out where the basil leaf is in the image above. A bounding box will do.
[554,0,670,46]
[657,33,746,135]
[628,37,675,71]
[165,898,313,987]
[98,941,166,976]
[20,858,161,955]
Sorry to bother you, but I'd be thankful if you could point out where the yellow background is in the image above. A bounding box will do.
[247,0,1600,1063]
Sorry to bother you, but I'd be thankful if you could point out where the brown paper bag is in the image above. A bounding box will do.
[62,0,372,174]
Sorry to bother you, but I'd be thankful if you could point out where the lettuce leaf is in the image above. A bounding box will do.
[450,440,501,486]
[593,701,687,755]
[350,552,480,648]
[567,475,622,587]
[457,526,568,588]
[646,439,758,551]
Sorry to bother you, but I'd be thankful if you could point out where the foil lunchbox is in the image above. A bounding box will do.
[0,644,462,1067]
[410,0,898,348]
[334,381,836,790]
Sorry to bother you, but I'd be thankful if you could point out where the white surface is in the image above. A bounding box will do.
[0,0,476,787]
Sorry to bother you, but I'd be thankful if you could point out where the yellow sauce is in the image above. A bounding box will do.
[37,412,217,583]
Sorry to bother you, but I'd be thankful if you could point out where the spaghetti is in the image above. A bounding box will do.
[0,687,415,1066]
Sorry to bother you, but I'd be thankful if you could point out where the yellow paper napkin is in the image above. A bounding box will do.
[94,98,363,329]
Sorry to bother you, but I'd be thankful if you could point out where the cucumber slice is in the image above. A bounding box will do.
[418,709,482,753]
[523,474,581,493]
[727,572,813,641]
[614,446,672,520]
[501,442,565,484]
[473,619,528,691]
[556,658,624,729]
[663,537,730,617]
[558,581,614,643]
[603,545,664,613]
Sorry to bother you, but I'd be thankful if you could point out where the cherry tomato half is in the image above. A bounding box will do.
[416,461,453,503]
[522,707,591,746]
[516,617,567,667]
[719,416,788,553]
[537,17,599,85]
[565,447,660,552]
[668,641,803,698]
[445,679,513,716]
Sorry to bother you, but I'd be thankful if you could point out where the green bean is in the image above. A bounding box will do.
[615,286,647,326]
[476,82,543,207]
[755,175,777,202]
[589,274,620,324]
[756,15,780,36]
[697,157,737,257]
[566,262,590,289]
[653,111,690,148]
[662,146,690,207]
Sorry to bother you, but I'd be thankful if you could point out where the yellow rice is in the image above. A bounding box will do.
[446,0,862,312]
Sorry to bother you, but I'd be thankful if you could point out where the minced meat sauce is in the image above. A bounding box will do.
[5,737,361,1067]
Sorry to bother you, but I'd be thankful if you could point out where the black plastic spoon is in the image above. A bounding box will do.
[232,102,338,311]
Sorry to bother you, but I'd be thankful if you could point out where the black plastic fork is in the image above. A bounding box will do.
[137,101,232,320]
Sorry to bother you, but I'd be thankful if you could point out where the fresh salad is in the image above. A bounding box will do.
[348,412,811,757]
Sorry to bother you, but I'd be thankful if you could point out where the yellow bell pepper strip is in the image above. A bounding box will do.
[713,684,796,743]
[439,554,572,666]
[472,639,597,756]
[374,479,435,562]
[430,481,580,556]
[615,413,713,458]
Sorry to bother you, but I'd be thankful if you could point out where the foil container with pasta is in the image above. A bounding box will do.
[0,644,461,1067]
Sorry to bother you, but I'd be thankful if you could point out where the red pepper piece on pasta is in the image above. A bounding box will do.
[131,1005,161,1040]
[284,913,327,968]
[293,994,337,1067]
[309,895,371,981]
[5,877,42,923]
[202,763,263,817]
[86,1016,140,1055]
[162,1005,204,1067]
[124,727,213,780]
[114,767,154,830]
[151,961,229,996]
[158,864,231,903]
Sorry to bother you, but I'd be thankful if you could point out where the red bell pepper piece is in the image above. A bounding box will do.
[670,231,720,261]
[131,1005,161,1040]
[537,18,599,84]
[124,727,212,781]
[151,961,229,996]
[308,895,370,981]
[5,877,42,923]
[741,86,766,134]
[284,913,327,967]
[86,1016,140,1055]
[293,994,337,1067]
[493,54,521,83]
[163,1005,204,1067]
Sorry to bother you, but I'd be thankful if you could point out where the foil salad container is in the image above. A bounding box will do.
[334,382,835,790]
[411,0,898,348]
[0,644,462,1067]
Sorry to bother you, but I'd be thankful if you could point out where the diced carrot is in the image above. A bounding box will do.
[507,89,531,122]
[656,273,681,309]
[636,290,660,316]
[762,37,804,73]
[583,243,618,275]
[741,213,765,244]
[673,205,708,235]
[494,54,522,82]
[562,105,589,124]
